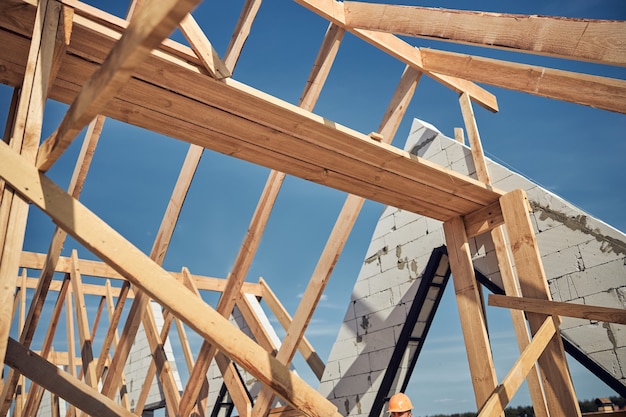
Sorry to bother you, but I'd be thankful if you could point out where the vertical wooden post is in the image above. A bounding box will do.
[500,189,581,417]
[460,91,548,417]
[443,216,499,411]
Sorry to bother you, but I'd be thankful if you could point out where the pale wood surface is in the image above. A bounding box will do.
[501,189,581,417]
[343,2,626,67]
[421,48,626,114]
[443,215,499,410]
[489,294,626,325]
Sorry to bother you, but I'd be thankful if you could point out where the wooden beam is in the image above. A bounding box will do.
[69,250,99,390]
[19,251,264,295]
[443,215,499,411]
[294,0,499,112]
[343,2,626,67]
[500,189,581,417]
[420,48,626,114]
[224,0,264,72]
[463,200,504,238]
[101,280,131,410]
[477,316,558,417]
[4,338,137,417]
[36,0,204,171]
[179,12,230,79]
[489,294,626,325]
[0,141,342,417]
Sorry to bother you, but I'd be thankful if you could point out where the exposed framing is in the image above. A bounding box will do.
[0,1,624,417]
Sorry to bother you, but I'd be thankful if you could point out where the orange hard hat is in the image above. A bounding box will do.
[387,393,413,413]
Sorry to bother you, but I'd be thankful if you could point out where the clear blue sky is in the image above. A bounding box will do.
[3,1,626,416]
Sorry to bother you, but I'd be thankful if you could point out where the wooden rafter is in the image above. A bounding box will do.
[343,2,626,67]
[421,48,626,114]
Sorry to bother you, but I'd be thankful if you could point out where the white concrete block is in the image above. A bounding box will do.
[339,353,371,377]
[369,346,396,371]
[541,246,584,278]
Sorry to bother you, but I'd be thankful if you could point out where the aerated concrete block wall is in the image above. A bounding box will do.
[320,118,626,416]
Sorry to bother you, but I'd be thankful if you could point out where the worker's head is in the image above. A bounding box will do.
[387,392,413,417]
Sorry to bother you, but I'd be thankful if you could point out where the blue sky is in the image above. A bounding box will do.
[3,1,626,416]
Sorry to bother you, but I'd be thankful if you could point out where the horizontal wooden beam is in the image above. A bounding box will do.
[489,294,626,325]
[0,140,342,417]
[343,2,626,67]
[463,200,504,238]
[420,48,626,114]
[19,251,264,295]
[0,2,503,221]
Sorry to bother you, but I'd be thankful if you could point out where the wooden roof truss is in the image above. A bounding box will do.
[0,0,624,416]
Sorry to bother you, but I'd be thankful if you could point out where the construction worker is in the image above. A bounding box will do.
[387,392,413,417]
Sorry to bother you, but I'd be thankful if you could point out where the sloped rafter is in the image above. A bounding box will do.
[420,49,626,114]
[343,2,626,67]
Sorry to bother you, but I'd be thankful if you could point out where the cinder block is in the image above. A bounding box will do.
[579,238,626,270]
[331,372,379,398]
[589,349,625,379]
[369,346,396,371]
[340,353,372,377]
[359,327,400,355]
[563,322,615,352]
[353,288,394,317]
[542,246,584,278]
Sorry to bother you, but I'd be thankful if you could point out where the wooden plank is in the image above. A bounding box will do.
[19,251,264,295]
[500,189,581,417]
[224,0,264,72]
[378,65,421,143]
[343,2,626,67]
[17,275,134,298]
[300,22,345,110]
[36,0,203,171]
[0,141,342,417]
[69,250,99,390]
[102,280,131,410]
[443,215,499,410]
[420,48,626,114]
[4,338,137,417]
[489,294,626,325]
[463,201,504,238]
[179,13,230,79]
[459,92,491,184]
[477,316,558,417]
[65,286,78,417]
[293,0,499,112]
